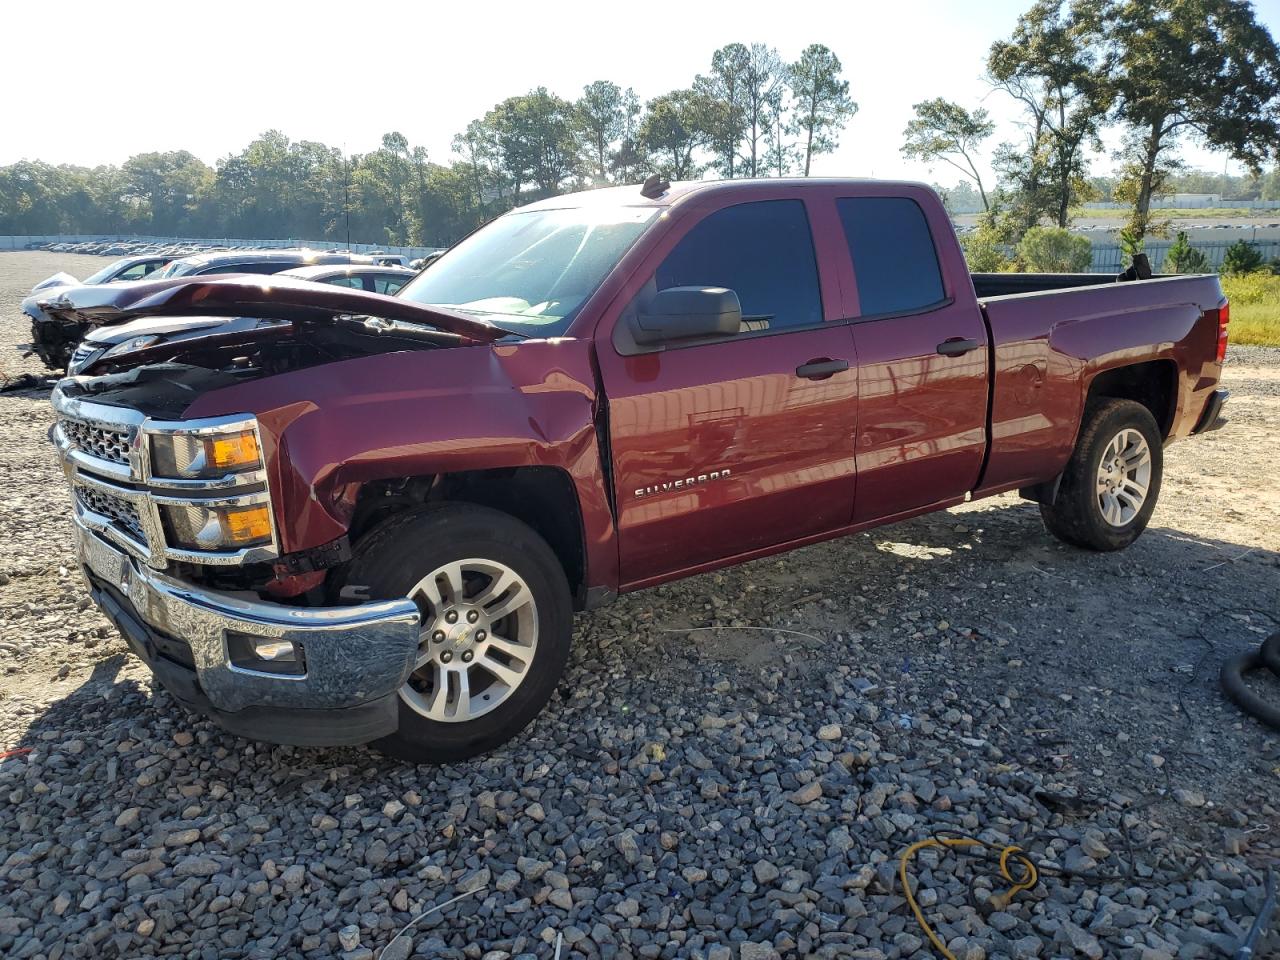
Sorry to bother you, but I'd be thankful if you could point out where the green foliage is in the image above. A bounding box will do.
[576,81,633,184]
[1016,226,1092,272]
[1264,168,1280,202]
[788,44,857,176]
[1107,0,1280,243]
[1221,240,1265,276]
[901,99,995,211]
[1219,273,1280,345]
[636,89,713,181]
[2,41,859,245]
[1164,232,1209,273]
[986,0,1109,228]
[694,43,788,178]
[1117,227,1144,259]
[960,229,1013,272]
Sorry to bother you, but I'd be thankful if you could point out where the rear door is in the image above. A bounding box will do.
[597,195,858,588]
[835,194,989,522]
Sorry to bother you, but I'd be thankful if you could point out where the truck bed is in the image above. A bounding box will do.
[973,273,1226,497]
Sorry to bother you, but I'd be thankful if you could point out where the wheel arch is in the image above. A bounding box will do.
[1083,358,1178,439]
[349,466,596,610]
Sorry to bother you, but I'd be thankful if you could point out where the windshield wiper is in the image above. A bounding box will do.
[340,315,467,344]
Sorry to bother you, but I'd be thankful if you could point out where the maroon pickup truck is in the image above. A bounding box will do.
[49,178,1229,761]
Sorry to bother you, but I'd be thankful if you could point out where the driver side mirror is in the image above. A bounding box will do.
[630,286,742,346]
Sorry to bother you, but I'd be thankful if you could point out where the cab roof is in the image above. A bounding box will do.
[516,177,930,212]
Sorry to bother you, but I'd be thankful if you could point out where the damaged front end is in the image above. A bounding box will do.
[50,276,509,745]
[54,376,422,745]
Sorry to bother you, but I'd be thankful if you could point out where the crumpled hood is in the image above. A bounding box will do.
[30,272,77,293]
[82,314,277,347]
[38,274,510,344]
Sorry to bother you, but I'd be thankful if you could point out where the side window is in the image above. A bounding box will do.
[115,261,156,281]
[837,197,945,317]
[375,275,408,295]
[654,199,822,331]
[321,274,364,289]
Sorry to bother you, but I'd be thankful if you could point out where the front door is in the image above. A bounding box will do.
[597,198,859,588]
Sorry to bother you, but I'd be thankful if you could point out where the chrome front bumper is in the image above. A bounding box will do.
[78,522,421,715]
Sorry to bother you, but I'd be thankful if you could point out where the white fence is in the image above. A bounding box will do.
[0,235,444,259]
[1082,199,1280,211]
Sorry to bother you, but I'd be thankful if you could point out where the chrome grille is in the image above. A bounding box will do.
[75,486,146,544]
[59,418,132,466]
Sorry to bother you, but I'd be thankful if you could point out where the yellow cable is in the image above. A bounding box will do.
[898,836,1039,960]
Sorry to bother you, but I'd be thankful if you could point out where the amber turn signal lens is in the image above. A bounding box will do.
[225,505,272,543]
[207,432,260,470]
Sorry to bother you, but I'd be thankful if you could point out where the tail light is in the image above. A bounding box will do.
[1215,299,1230,362]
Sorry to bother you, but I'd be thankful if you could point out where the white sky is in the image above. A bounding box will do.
[5,0,1279,187]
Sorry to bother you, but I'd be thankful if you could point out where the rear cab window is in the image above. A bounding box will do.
[198,262,291,276]
[836,197,946,317]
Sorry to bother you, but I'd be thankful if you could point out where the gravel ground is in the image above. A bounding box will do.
[0,251,1277,960]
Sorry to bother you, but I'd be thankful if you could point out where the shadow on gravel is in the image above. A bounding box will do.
[12,504,1277,788]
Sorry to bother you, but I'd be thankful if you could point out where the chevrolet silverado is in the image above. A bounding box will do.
[49,178,1229,762]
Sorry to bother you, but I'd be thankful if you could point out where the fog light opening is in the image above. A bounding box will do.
[227,633,305,676]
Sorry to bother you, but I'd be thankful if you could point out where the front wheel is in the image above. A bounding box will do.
[1039,398,1163,551]
[340,504,573,763]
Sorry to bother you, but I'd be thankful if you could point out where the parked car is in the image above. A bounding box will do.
[49,178,1228,762]
[65,264,416,375]
[20,255,177,366]
[28,250,379,370]
[410,251,445,270]
[27,254,172,295]
[280,263,414,293]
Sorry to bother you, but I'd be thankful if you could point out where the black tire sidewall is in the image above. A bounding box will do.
[341,505,572,763]
[1043,400,1163,551]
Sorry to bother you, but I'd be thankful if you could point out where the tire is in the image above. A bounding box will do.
[1039,398,1163,551]
[340,503,572,763]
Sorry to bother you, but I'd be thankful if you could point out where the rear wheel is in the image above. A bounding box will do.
[1039,399,1163,551]
[341,504,572,762]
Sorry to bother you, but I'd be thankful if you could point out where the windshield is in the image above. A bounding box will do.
[396,206,659,335]
[83,259,129,284]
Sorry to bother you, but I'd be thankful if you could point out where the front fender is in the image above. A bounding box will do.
[183,339,619,592]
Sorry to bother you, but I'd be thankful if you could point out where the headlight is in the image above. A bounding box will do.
[102,334,161,360]
[149,428,262,480]
[161,501,274,551]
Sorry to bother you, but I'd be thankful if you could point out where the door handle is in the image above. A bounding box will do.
[795,358,850,380]
[936,337,981,357]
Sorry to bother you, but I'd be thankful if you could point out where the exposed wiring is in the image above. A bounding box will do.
[0,747,33,761]
[376,887,485,959]
[899,835,1038,960]
[900,815,1209,960]
[657,625,825,644]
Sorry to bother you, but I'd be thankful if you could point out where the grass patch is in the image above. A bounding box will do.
[1070,206,1280,220]
[1221,273,1280,346]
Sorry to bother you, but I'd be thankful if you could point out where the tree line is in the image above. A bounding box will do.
[4,1,1278,254]
[901,0,1280,264]
[0,43,854,246]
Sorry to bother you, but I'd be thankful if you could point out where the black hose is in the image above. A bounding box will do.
[1260,632,1280,676]
[1220,631,1280,731]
